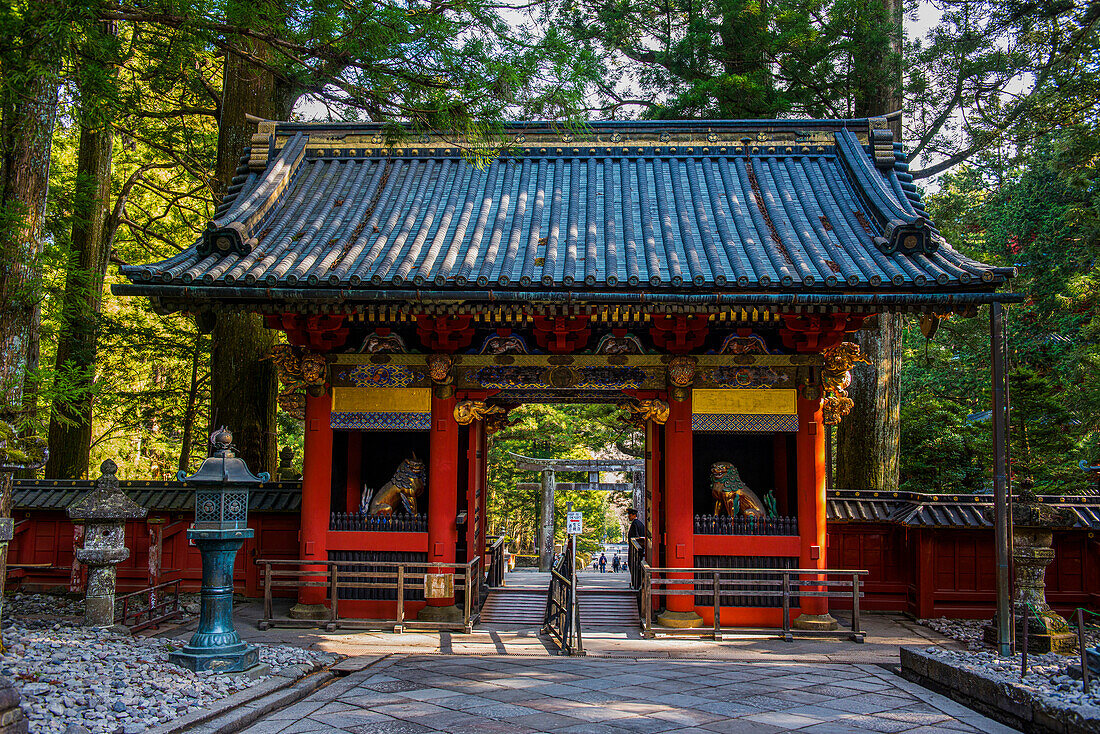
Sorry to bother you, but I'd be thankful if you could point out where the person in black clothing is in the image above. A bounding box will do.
[626,508,645,588]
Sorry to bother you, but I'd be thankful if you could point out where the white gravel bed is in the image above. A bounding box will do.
[1,617,334,734]
[919,617,1100,715]
[6,592,84,618]
[7,591,203,624]
[920,616,1100,651]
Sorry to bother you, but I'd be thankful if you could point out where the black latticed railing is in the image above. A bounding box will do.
[486,536,506,588]
[542,536,583,656]
[693,515,798,535]
[329,512,427,532]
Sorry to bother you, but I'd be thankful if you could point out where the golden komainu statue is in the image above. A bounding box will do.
[820,341,871,425]
[711,462,765,519]
[362,456,426,515]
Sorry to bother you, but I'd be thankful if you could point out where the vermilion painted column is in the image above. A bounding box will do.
[658,395,703,627]
[794,393,836,628]
[293,391,333,615]
[646,421,661,567]
[425,393,459,611]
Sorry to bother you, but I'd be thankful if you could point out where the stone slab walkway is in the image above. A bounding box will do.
[238,655,1019,734]
[172,601,954,664]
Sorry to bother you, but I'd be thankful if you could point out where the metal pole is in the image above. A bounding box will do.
[539,470,556,572]
[991,302,1012,656]
[1021,605,1028,677]
[1078,609,1090,694]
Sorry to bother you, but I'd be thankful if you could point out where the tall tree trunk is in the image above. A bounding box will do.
[836,0,904,493]
[0,0,65,597]
[0,62,59,426]
[836,314,902,491]
[46,23,118,479]
[208,10,295,474]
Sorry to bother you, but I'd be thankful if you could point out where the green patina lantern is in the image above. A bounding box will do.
[169,427,269,673]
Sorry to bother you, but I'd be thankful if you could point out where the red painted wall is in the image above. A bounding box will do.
[9,511,300,596]
[12,510,1100,618]
[827,524,1100,618]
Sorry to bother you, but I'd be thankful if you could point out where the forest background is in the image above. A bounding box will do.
[0,0,1098,553]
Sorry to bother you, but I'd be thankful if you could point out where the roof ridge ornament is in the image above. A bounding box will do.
[200,131,308,258]
[835,128,936,256]
[867,117,895,171]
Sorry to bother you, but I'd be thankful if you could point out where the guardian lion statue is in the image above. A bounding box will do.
[361,456,426,515]
[711,462,765,519]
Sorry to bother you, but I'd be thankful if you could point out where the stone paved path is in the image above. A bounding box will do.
[240,655,1019,734]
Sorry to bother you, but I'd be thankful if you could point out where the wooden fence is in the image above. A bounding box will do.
[255,557,481,633]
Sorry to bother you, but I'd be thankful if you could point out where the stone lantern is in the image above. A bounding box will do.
[169,427,268,673]
[67,460,148,628]
[983,482,1076,653]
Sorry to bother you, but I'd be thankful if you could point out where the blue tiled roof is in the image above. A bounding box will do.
[119,119,1012,298]
[14,480,302,513]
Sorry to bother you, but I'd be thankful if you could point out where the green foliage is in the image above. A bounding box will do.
[487,403,638,558]
[901,127,1100,495]
[898,398,984,493]
[551,0,903,118]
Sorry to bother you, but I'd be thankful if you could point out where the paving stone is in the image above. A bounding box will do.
[701,720,786,734]
[239,654,1013,734]
[838,713,915,732]
[363,680,425,694]
[343,722,433,734]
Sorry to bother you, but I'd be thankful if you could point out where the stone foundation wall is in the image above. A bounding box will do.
[900,647,1100,734]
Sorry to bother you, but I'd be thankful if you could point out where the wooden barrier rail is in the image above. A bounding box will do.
[115,579,183,632]
[638,560,867,642]
[255,557,481,633]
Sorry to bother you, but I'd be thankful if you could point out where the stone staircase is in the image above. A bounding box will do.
[479,587,640,628]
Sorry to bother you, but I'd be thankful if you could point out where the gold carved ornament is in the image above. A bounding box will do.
[666,355,697,402]
[453,400,516,434]
[617,399,670,428]
[268,344,327,419]
[427,353,455,397]
[820,342,871,426]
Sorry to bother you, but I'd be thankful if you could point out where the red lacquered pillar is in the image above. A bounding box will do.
[292,391,333,617]
[658,395,703,627]
[793,392,837,629]
[419,393,461,620]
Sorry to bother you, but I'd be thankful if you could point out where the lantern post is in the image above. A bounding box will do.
[169,427,268,673]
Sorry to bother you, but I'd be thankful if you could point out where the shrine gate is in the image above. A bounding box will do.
[116,118,1016,630]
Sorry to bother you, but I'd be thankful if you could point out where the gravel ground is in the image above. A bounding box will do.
[6,591,203,624]
[3,594,336,734]
[919,616,1100,713]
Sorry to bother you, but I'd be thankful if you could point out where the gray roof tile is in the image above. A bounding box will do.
[118,120,1011,298]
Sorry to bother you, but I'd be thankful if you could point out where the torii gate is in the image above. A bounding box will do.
[510,453,645,572]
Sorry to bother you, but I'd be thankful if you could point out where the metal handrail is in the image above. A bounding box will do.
[541,536,584,655]
[115,579,183,632]
[255,557,481,633]
[636,559,867,642]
